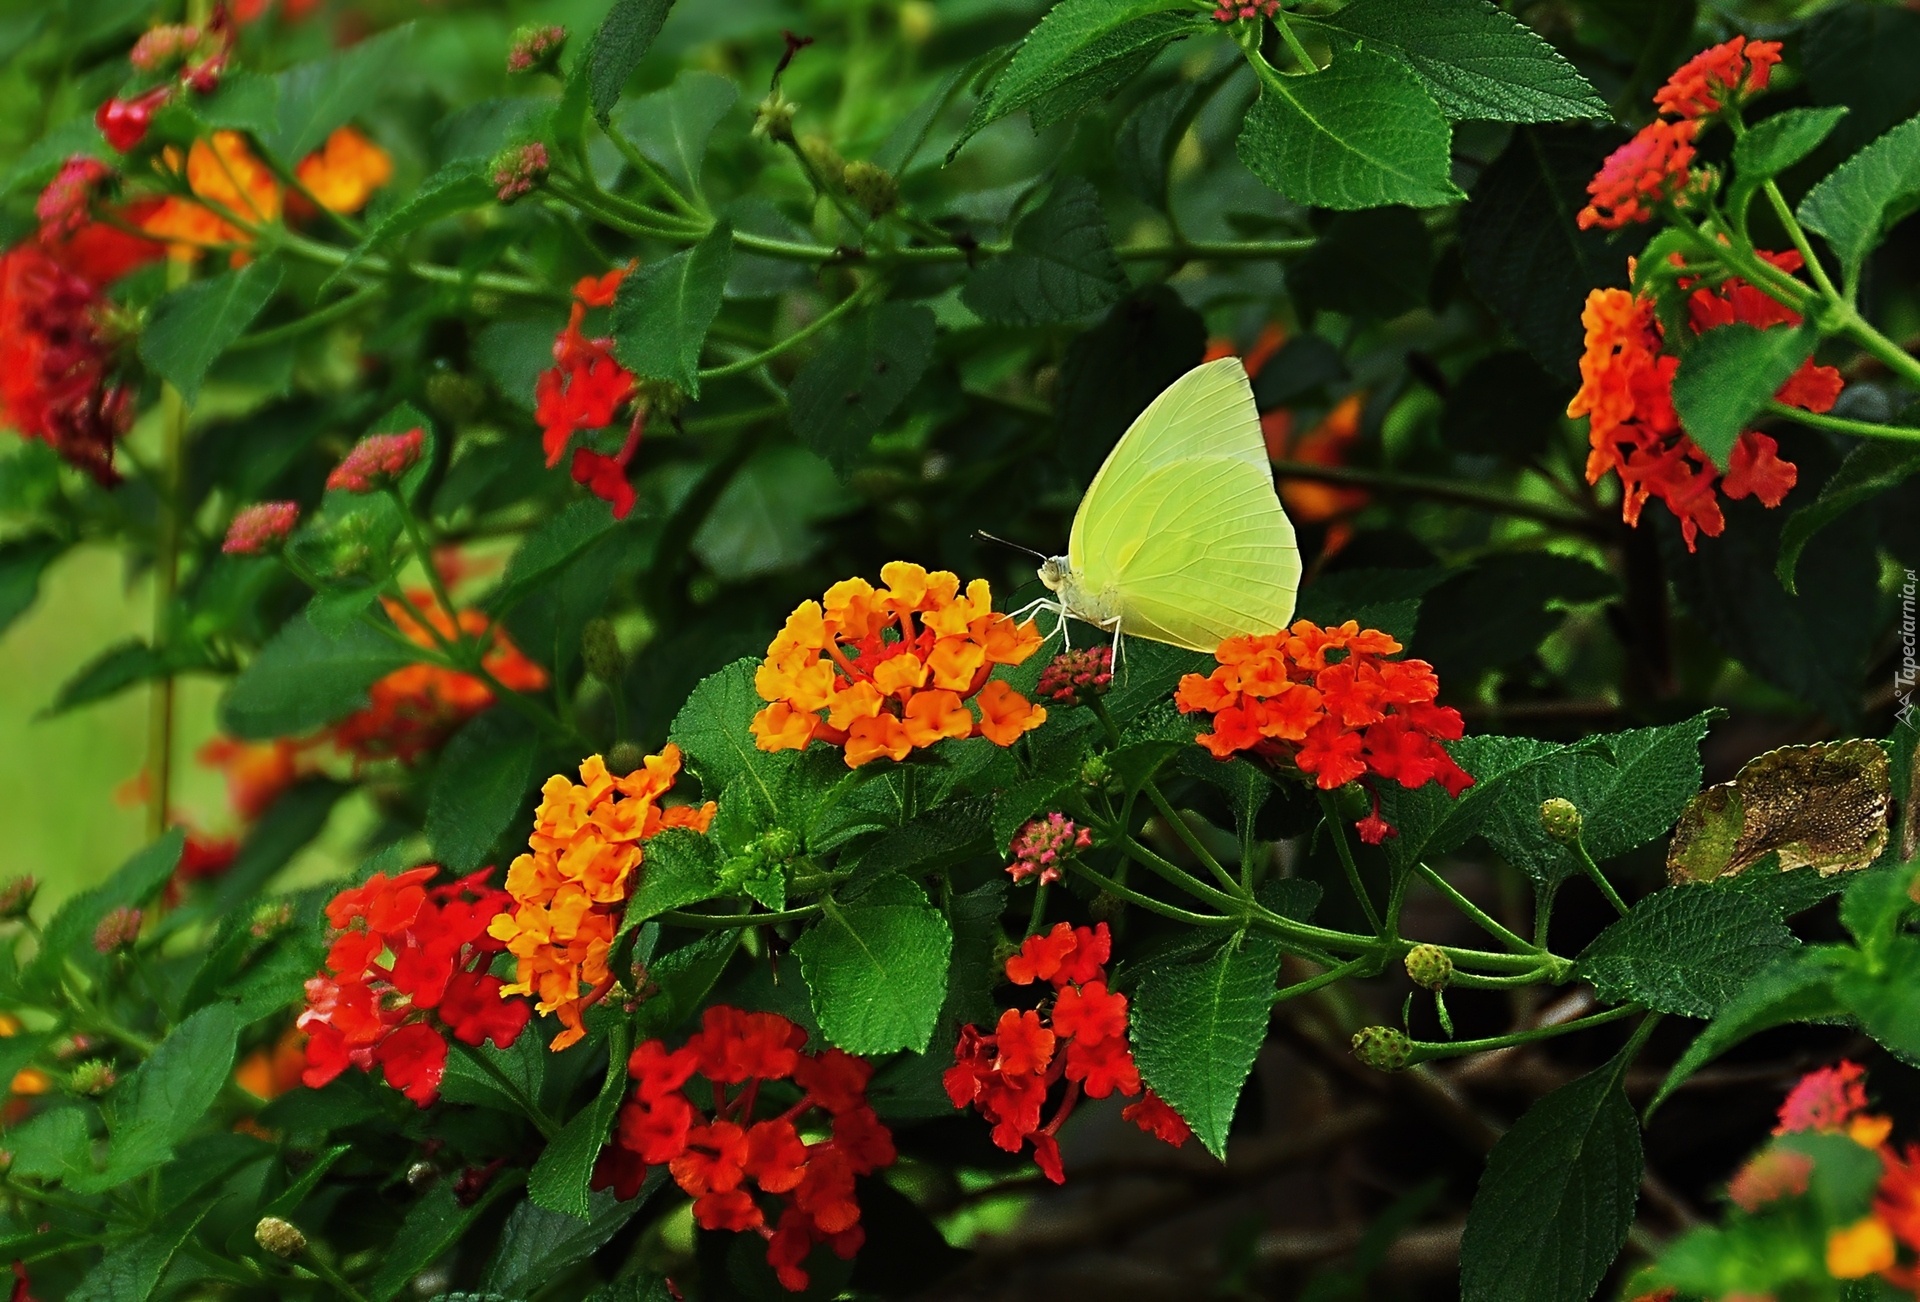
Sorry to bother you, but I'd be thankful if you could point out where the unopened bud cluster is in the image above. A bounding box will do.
[93,906,141,954]
[1540,797,1583,844]
[69,1060,116,1096]
[493,142,549,204]
[1037,646,1113,707]
[1350,1025,1412,1072]
[1403,944,1453,991]
[506,24,567,74]
[0,876,37,920]
[842,160,898,219]
[254,1217,307,1258]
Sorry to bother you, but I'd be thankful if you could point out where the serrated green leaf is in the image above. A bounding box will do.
[482,1191,642,1296]
[625,827,724,924]
[1114,80,1205,208]
[529,1024,631,1218]
[1236,49,1464,210]
[670,657,787,804]
[1312,0,1606,124]
[270,24,414,161]
[793,877,951,1054]
[585,0,678,124]
[365,1176,523,1302]
[1018,14,1197,133]
[1132,933,1282,1159]
[1778,438,1920,594]
[220,611,415,739]
[1798,111,1920,282]
[961,176,1125,324]
[69,1203,215,1302]
[487,500,626,618]
[1648,948,1850,1117]
[9,1108,92,1183]
[140,259,284,406]
[1670,322,1819,470]
[1460,1052,1643,1302]
[28,829,185,995]
[426,708,537,874]
[187,70,282,136]
[1375,734,1552,874]
[947,0,1198,158]
[1576,888,1798,1018]
[631,931,740,1040]
[1734,106,1851,185]
[788,302,936,477]
[77,1002,239,1191]
[1835,933,1920,1060]
[611,71,736,199]
[612,221,731,397]
[323,157,493,293]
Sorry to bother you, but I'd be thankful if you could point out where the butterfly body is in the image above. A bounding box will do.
[1036,357,1301,652]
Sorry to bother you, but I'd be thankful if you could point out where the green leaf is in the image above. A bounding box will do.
[28,829,185,994]
[1236,49,1464,210]
[947,0,1200,157]
[631,931,741,1040]
[671,657,786,806]
[9,1108,92,1183]
[584,0,678,124]
[625,827,725,924]
[1018,16,1195,133]
[528,1024,631,1218]
[1441,351,1570,457]
[487,500,626,618]
[1576,888,1799,1018]
[1734,106,1851,185]
[220,611,415,739]
[1413,552,1614,685]
[427,709,537,874]
[0,535,63,639]
[611,71,736,198]
[1113,79,1204,207]
[270,24,414,160]
[793,876,952,1055]
[1839,862,1916,966]
[1132,933,1283,1159]
[1055,286,1207,483]
[788,302,937,478]
[691,444,858,581]
[961,176,1127,324]
[1648,948,1850,1116]
[1798,111,1920,282]
[79,1003,240,1191]
[1288,206,1434,319]
[139,259,284,406]
[1778,438,1920,594]
[1312,0,1607,123]
[1459,1053,1643,1302]
[1463,125,1641,380]
[1375,734,1553,874]
[324,158,493,293]
[1670,322,1819,470]
[611,220,731,398]
[365,1177,522,1302]
[70,1204,215,1302]
[845,799,994,894]
[45,637,169,715]
[482,1191,642,1296]
[1835,933,1920,1060]
[1,116,108,198]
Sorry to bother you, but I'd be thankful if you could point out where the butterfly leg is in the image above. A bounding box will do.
[1010,597,1070,648]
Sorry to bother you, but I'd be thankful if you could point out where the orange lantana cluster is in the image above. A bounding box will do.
[486,748,717,1050]
[330,591,548,765]
[141,126,390,257]
[751,562,1048,768]
[1568,250,1841,549]
[1175,621,1471,843]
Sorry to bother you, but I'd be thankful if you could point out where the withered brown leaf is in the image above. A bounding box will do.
[1667,738,1890,885]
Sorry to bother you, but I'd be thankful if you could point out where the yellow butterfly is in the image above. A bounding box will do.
[1034,357,1301,652]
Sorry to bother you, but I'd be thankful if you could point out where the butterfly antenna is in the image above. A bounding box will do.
[974,530,1048,561]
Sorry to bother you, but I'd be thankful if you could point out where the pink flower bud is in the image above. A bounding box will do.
[93,906,142,953]
[130,24,201,72]
[222,501,300,554]
[1035,646,1113,705]
[493,142,549,204]
[327,428,425,493]
[1007,813,1092,885]
[36,157,111,241]
[507,24,567,74]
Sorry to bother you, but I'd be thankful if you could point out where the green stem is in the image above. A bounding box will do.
[1832,305,1920,391]
[274,229,562,303]
[1064,860,1238,930]
[659,904,824,929]
[1143,781,1247,898]
[1317,791,1382,934]
[1112,833,1248,915]
[230,285,381,351]
[1270,461,1604,534]
[597,121,707,220]
[452,1040,557,1140]
[294,1250,374,1302]
[1410,862,1536,955]
[1763,401,1920,442]
[1272,954,1377,1005]
[1271,10,1318,72]
[1572,836,1629,916]
[1117,238,1317,262]
[547,175,704,241]
[781,137,872,240]
[699,284,876,381]
[389,491,463,646]
[1403,1002,1642,1065]
[1759,178,1842,302]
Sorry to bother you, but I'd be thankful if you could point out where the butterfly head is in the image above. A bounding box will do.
[1037,556,1071,593]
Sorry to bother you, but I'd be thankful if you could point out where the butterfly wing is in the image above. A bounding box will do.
[1101,456,1301,650]
[1068,357,1265,575]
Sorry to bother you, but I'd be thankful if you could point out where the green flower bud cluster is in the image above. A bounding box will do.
[720,827,802,903]
[1403,943,1453,991]
[1350,1025,1412,1072]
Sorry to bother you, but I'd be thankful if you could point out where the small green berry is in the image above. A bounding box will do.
[1540,797,1583,845]
[1403,943,1453,991]
[254,1216,307,1258]
[1350,1025,1412,1072]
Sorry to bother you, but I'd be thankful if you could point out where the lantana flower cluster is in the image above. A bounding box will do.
[486,749,717,1050]
[1175,621,1472,843]
[536,267,647,517]
[139,127,390,257]
[1579,35,1781,231]
[1568,250,1842,549]
[751,562,1047,768]
[944,921,1190,1183]
[592,1005,896,1292]
[299,866,531,1106]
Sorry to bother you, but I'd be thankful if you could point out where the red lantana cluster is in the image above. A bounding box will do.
[299,866,531,1106]
[96,15,234,152]
[221,501,299,554]
[1210,0,1279,22]
[327,427,425,492]
[1175,621,1472,844]
[536,267,645,516]
[1035,646,1113,706]
[945,922,1190,1183]
[592,1006,896,1292]
[1579,35,1782,231]
[1568,250,1841,549]
[1007,813,1091,886]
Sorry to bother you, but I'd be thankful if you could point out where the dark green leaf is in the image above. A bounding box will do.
[29,829,185,994]
[69,1203,214,1302]
[220,611,415,739]
[1115,79,1204,207]
[79,1003,240,1191]
[427,709,537,874]
[1778,427,1920,594]
[1801,5,1920,159]
[140,260,285,406]
[671,657,788,807]
[1648,948,1850,1116]
[1288,207,1433,319]
[626,827,725,924]
[1020,28,1177,133]
[365,1177,522,1302]
[0,535,63,639]
[528,1025,631,1218]
[1055,285,1207,483]
[1670,322,1818,470]
[1577,888,1798,1018]
[1312,0,1606,124]
[585,0,678,124]
[961,176,1126,324]
[1798,111,1920,282]
[474,310,571,410]
[482,1191,642,1296]
[487,500,626,618]
[44,638,168,715]
[326,158,493,291]
[948,0,1199,157]
[209,779,344,916]
[1,116,108,198]
[1733,106,1851,186]
[270,24,414,160]
[1252,335,1349,410]
[1412,552,1614,685]
[1839,863,1917,971]
[1235,50,1464,210]
[9,1108,92,1183]
[691,444,857,581]
[1132,933,1282,1159]
[1459,1053,1643,1302]
[630,931,741,1040]
[1462,126,1639,380]
[612,71,736,198]
[1440,351,1570,456]
[1835,933,1920,1060]
[612,220,732,397]
[793,876,952,1054]
[1375,734,1557,874]
[186,70,282,136]
[788,302,936,477]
